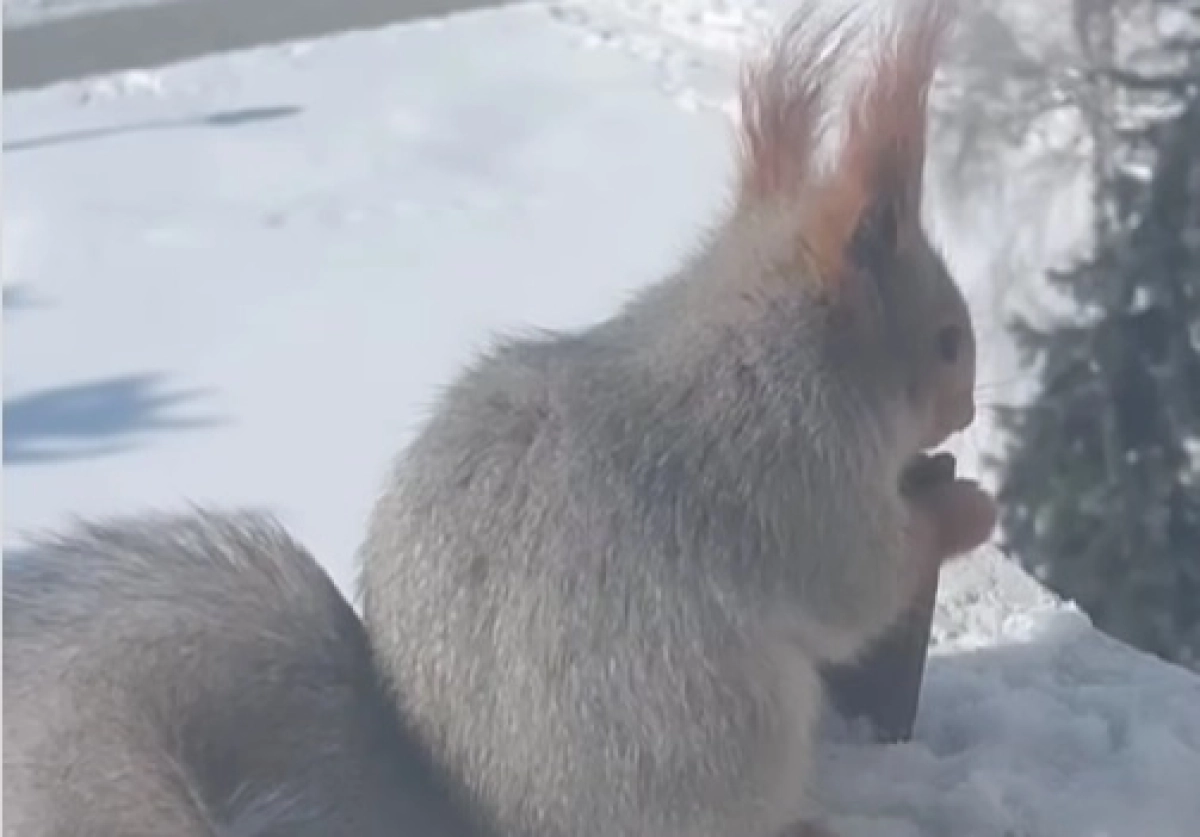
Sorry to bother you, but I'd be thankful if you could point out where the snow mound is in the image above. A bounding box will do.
[822,551,1200,837]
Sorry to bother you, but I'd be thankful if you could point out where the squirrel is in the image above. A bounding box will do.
[358,3,994,837]
[3,2,996,835]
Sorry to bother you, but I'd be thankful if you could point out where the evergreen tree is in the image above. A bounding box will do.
[997,0,1200,670]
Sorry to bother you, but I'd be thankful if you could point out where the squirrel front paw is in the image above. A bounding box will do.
[901,452,997,564]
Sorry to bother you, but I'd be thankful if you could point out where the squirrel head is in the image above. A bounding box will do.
[728,0,975,463]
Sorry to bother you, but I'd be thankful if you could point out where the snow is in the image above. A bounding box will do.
[5,2,1200,836]
[4,7,730,593]
[823,551,1200,837]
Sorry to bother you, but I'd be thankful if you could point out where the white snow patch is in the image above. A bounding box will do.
[3,6,731,594]
[545,0,781,114]
[823,551,1200,837]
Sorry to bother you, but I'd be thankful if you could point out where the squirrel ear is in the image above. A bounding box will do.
[846,190,901,278]
[735,7,857,207]
[798,1,950,291]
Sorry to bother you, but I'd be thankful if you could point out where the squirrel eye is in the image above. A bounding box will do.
[936,325,963,364]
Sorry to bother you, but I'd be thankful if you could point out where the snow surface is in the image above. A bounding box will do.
[5,2,1200,836]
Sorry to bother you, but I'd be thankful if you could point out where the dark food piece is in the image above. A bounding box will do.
[900,451,956,496]
[826,452,951,741]
[822,569,939,743]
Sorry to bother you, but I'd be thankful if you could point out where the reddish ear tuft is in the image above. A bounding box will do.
[838,1,950,237]
[736,1,952,289]
[813,1,952,284]
[736,6,857,207]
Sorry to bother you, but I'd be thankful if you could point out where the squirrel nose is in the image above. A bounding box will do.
[923,392,975,449]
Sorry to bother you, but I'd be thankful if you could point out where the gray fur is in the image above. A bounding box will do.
[358,7,975,837]
[360,234,907,837]
[4,509,478,837]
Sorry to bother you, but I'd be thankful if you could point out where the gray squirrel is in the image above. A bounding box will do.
[3,3,995,836]
[357,1,993,834]
[358,3,993,836]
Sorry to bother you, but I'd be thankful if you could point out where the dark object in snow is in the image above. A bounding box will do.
[823,566,939,743]
[823,449,952,743]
